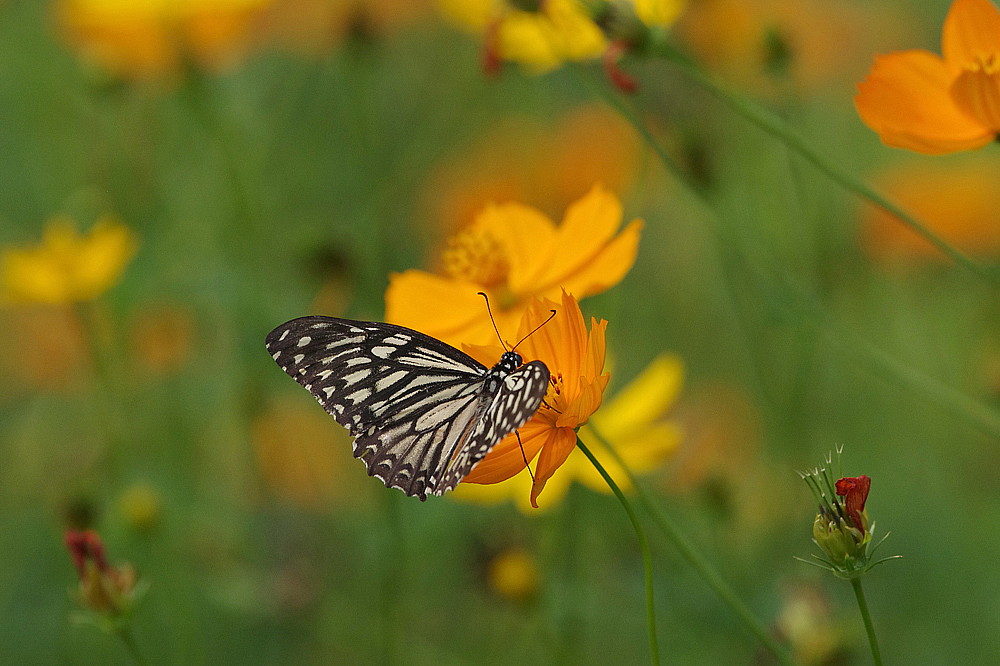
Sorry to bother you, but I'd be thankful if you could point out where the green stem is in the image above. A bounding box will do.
[650,40,1000,285]
[850,578,884,666]
[575,437,660,666]
[115,626,149,666]
[586,426,797,666]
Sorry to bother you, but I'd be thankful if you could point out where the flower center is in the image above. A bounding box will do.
[968,52,1000,75]
[542,372,564,411]
[441,227,510,288]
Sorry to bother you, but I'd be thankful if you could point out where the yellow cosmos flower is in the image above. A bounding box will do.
[438,0,684,71]
[386,185,642,347]
[454,352,683,511]
[439,0,605,71]
[57,0,272,79]
[1,216,137,305]
[855,0,1000,154]
[451,291,607,507]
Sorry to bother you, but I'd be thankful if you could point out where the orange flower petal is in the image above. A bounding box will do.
[529,427,578,507]
[557,373,609,428]
[942,0,1000,75]
[951,67,1000,129]
[855,50,994,153]
[462,418,551,484]
[384,270,489,346]
[517,292,586,386]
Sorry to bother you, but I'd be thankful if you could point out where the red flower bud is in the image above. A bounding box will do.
[835,475,871,533]
[603,41,638,94]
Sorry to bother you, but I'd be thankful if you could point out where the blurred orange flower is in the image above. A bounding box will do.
[129,303,197,375]
[386,185,641,347]
[861,157,1000,262]
[459,291,608,507]
[253,0,433,56]
[1,216,137,305]
[252,397,372,509]
[454,352,683,511]
[57,0,273,79]
[420,105,643,238]
[855,0,1000,154]
[678,0,900,95]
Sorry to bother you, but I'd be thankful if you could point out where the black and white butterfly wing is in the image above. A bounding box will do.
[264,315,549,500]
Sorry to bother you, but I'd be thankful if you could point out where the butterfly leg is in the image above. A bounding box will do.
[515,429,536,483]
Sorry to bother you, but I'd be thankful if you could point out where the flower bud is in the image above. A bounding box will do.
[65,530,141,618]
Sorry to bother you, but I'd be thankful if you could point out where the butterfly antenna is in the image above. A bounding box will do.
[478,291,509,352]
[515,430,535,483]
[512,309,557,351]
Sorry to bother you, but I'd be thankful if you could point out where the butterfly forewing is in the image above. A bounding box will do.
[265,315,549,500]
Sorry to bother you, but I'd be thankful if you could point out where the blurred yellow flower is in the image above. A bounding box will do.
[440,0,606,72]
[454,352,683,511]
[57,0,273,79]
[861,157,1000,263]
[1,216,137,305]
[438,0,684,72]
[386,185,642,347]
[487,547,539,601]
[118,482,163,530]
[455,291,608,507]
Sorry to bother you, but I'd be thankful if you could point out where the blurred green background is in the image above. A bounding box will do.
[1,0,998,664]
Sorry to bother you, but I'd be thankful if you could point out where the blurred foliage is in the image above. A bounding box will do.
[0,0,998,664]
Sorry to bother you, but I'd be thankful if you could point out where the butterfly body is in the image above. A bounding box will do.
[265,316,549,500]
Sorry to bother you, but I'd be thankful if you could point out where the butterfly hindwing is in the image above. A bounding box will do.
[437,360,550,494]
[265,315,549,499]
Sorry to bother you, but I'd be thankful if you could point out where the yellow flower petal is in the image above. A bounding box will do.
[593,354,683,435]
[633,0,685,27]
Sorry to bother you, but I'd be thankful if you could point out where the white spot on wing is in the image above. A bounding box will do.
[297,336,311,347]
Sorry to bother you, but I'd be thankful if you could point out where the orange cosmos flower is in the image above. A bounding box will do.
[453,352,683,511]
[57,0,273,80]
[385,185,641,347]
[459,290,608,508]
[855,0,1000,154]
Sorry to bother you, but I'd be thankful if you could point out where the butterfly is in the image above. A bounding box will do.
[265,316,550,500]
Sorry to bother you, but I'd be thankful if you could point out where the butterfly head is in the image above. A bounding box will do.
[496,350,523,375]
